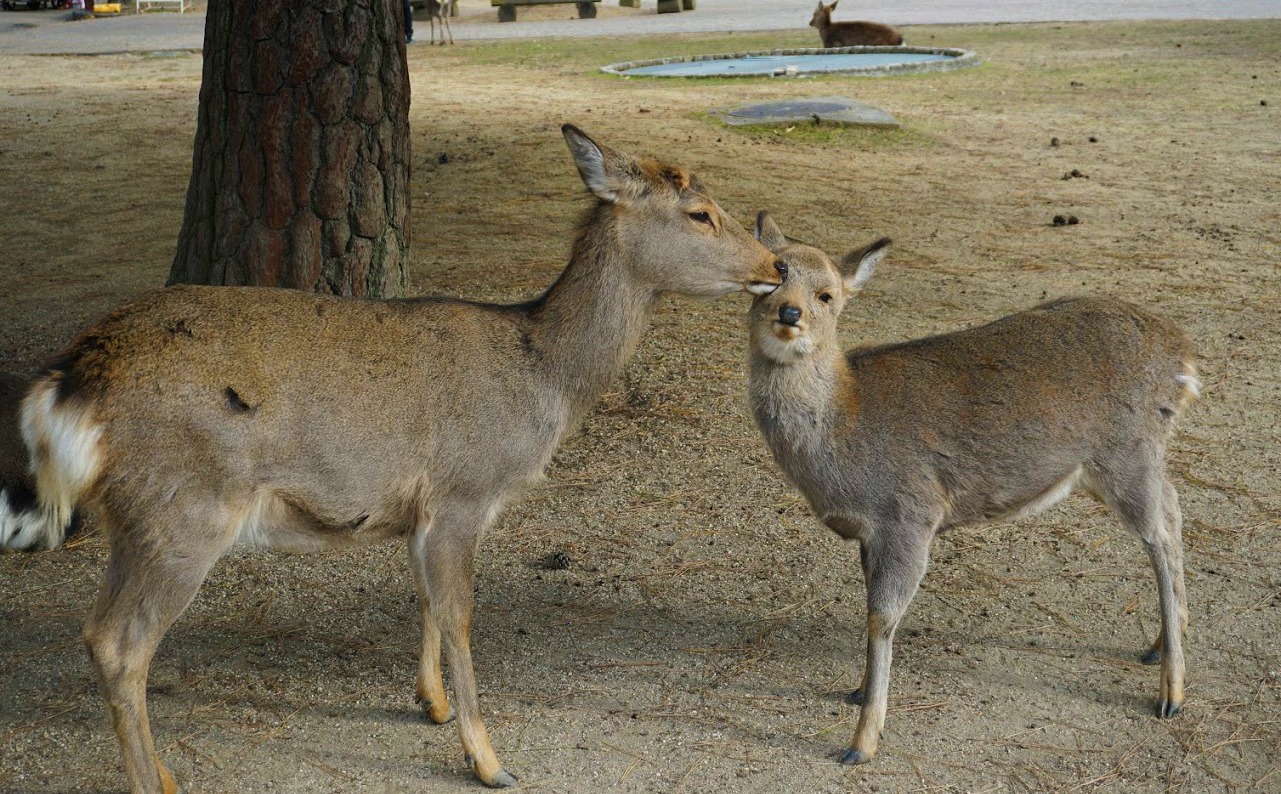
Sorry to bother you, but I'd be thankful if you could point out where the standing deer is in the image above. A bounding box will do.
[746,213,1195,765]
[425,0,454,45]
[9,125,781,793]
[808,1,904,48]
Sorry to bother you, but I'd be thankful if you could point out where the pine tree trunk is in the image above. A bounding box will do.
[169,0,410,297]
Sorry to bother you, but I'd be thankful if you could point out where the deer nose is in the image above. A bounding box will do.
[774,259,789,282]
[778,305,802,326]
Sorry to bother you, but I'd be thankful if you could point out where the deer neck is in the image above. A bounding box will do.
[749,341,848,448]
[528,203,657,419]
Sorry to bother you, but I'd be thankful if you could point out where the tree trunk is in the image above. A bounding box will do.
[169,0,410,297]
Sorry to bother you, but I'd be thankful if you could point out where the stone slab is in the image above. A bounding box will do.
[714,96,899,128]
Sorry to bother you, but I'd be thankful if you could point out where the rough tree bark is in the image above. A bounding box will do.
[169,0,410,297]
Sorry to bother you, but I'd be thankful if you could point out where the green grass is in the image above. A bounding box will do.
[703,113,938,152]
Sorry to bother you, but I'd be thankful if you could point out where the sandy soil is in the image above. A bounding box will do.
[1,19,1278,794]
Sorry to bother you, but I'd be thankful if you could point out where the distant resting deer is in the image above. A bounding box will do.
[747,213,1195,766]
[808,1,904,48]
[7,126,781,793]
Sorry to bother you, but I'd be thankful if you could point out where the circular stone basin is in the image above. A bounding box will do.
[602,47,978,78]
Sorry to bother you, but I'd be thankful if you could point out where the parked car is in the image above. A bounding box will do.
[2,0,72,9]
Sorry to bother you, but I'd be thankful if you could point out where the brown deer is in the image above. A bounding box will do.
[425,0,454,45]
[746,213,1195,766]
[12,125,781,793]
[808,1,904,48]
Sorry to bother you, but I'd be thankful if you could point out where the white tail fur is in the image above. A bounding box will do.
[15,379,102,550]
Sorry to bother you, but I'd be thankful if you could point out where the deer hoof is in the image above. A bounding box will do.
[1140,647,1162,666]
[1157,698,1182,719]
[482,769,519,788]
[844,688,865,705]
[417,697,456,724]
[839,747,872,765]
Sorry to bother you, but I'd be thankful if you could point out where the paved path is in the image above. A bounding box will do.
[0,0,1275,55]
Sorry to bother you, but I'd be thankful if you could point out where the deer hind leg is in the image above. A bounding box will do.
[84,524,230,794]
[410,523,454,725]
[441,11,453,44]
[420,500,516,788]
[1141,477,1189,667]
[1088,461,1186,718]
[842,531,932,765]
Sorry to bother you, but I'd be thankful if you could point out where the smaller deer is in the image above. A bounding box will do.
[808,1,903,48]
[425,0,454,45]
[747,213,1196,766]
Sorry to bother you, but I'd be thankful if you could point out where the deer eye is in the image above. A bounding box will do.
[688,211,713,226]
[819,292,834,303]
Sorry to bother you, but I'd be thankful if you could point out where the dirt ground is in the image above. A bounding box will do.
[1,19,1278,794]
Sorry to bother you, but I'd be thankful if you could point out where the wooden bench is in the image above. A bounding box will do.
[136,0,187,11]
[491,0,600,22]
[620,0,695,12]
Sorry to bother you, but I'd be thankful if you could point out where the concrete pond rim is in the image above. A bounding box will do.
[601,46,980,78]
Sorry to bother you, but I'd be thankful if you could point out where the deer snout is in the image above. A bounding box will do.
[746,255,786,296]
[778,305,802,326]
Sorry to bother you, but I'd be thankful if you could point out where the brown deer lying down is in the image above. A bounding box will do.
[746,213,1195,766]
[809,1,904,47]
[10,126,781,793]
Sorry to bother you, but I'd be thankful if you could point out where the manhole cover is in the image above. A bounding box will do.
[729,100,851,119]
[714,95,900,129]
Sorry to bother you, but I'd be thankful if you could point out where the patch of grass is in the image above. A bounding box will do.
[707,114,936,153]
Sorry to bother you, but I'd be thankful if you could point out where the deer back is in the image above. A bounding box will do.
[823,21,903,47]
[809,2,903,47]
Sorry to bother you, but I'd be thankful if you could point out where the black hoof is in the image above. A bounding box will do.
[483,769,519,788]
[1140,647,1162,666]
[1157,699,1182,719]
[417,697,456,724]
[844,688,865,705]
[839,747,872,765]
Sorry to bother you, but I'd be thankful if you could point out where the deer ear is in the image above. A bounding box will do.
[562,124,633,204]
[754,211,789,252]
[840,237,890,293]
[829,0,838,10]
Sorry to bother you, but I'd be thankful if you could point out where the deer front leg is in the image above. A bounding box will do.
[410,526,455,724]
[421,502,517,788]
[841,534,930,765]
